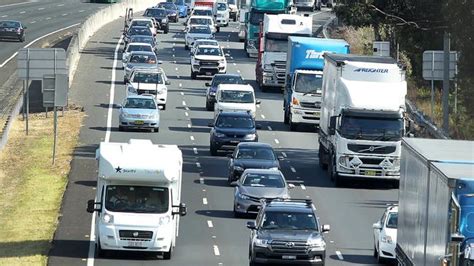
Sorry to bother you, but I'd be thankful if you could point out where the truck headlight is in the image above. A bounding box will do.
[292,97,300,106]
[209,91,216,96]
[193,59,200,65]
[159,215,171,225]
[120,111,130,118]
[244,133,256,140]
[263,64,272,70]
[254,238,269,248]
[381,235,393,244]
[161,18,167,23]
[392,159,400,168]
[338,156,348,167]
[102,213,114,224]
[238,192,250,200]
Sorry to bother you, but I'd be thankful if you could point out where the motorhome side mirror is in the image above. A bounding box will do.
[87,199,101,213]
[165,80,171,85]
[328,116,337,135]
[246,221,256,230]
[208,122,214,127]
[372,222,382,230]
[179,203,187,216]
[256,100,261,105]
[322,224,331,233]
[451,232,465,243]
[205,82,211,87]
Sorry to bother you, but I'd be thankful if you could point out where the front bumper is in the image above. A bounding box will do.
[291,107,320,125]
[216,17,229,26]
[192,64,226,75]
[337,156,400,180]
[119,116,160,129]
[211,137,257,150]
[0,31,22,39]
[261,70,285,87]
[98,224,171,252]
[253,246,325,265]
[379,242,396,259]
[234,196,262,214]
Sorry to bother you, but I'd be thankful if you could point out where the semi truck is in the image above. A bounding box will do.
[318,54,408,186]
[396,138,474,266]
[255,14,312,92]
[87,139,187,259]
[244,0,291,57]
[283,37,349,131]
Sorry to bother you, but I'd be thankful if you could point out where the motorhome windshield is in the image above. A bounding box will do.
[294,73,322,94]
[220,90,254,103]
[339,116,404,141]
[105,185,169,213]
[264,38,288,52]
[249,11,264,25]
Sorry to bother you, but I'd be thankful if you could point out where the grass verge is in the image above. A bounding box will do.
[0,109,84,266]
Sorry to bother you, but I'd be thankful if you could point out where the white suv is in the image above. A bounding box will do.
[185,25,214,49]
[127,68,170,110]
[214,84,260,118]
[373,205,398,263]
[190,44,227,79]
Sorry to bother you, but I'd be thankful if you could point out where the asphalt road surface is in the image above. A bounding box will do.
[48,8,397,266]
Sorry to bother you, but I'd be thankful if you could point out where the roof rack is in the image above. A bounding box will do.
[262,198,313,206]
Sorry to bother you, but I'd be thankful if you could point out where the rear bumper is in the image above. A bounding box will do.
[0,32,22,39]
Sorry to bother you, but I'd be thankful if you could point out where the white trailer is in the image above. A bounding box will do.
[87,139,186,259]
[318,54,408,186]
[255,14,312,91]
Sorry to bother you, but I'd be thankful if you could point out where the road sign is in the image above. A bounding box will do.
[17,48,67,80]
[422,50,458,81]
[42,74,69,108]
[373,41,390,57]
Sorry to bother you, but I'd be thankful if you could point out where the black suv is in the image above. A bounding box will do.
[227,142,282,185]
[247,199,330,265]
[144,8,170,34]
[0,20,26,42]
[205,73,246,111]
[208,111,259,156]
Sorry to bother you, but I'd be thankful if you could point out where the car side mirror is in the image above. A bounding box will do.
[256,124,262,130]
[87,199,101,213]
[225,53,230,57]
[165,80,171,85]
[322,224,331,233]
[205,82,211,87]
[208,122,214,127]
[328,116,337,135]
[23,26,27,29]
[277,156,284,160]
[246,221,256,230]
[172,203,187,216]
[288,183,295,189]
[372,222,382,230]
[256,100,261,105]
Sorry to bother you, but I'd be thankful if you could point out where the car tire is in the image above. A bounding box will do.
[227,174,233,185]
[164,27,169,34]
[260,84,267,92]
[376,248,385,264]
[161,104,166,110]
[216,27,220,33]
[118,125,124,132]
[95,238,106,258]
[210,144,218,156]
[163,245,173,260]
[373,244,378,258]
[206,101,213,111]
[191,71,197,79]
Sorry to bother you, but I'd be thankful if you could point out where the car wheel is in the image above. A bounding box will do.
[289,114,297,131]
[227,174,234,185]
[318,144,328,170]
[373,244,378,258]
[163,245,173,260]
[191,71,197,79]
[216,27,220,33]
[376,248,385,264]
[260,84,267,92]
[206,101,213,111]
[164,27,169,34]
[118,125,124,132]
[210,144,218,156]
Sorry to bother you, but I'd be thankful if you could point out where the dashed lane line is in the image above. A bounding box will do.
[182,100,187,106]
[207,220,214,228]
[185,112,189,116]
[281,152,287,158]
[267,126,272,131]
[190,136,194,141]
[300,184,306,190]
[199,177,204,184]
[336,251,344,260]
[260,114,265,119]
[213,245,220,256]
[274,139,280,144]
[196,162,201,168]
[203,198,208,205]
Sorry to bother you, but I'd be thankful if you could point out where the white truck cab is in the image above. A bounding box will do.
[214,1,230,27]
[214,84,260,118]
[87,139,187,259]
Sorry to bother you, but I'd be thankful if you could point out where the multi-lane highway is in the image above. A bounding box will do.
[48,8,397,266]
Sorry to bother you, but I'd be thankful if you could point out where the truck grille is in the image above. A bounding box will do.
[119,230,153,240]
[225,133,245,138]
[300,101,321,109]
[200,60,219,67]
[271,240,309,254]
[347,144,396,154]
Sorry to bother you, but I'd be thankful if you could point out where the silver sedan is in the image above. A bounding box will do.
[118,95,160,132]
[233,169,294,217]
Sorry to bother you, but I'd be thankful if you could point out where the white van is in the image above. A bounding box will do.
[214,84,260,118]
[87,139,187,259]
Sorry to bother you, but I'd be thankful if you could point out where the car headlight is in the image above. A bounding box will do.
[161,18,167,23]
[209,91,216,96]
[234,166,244,171]
[148,113,159,119]
[381,235,393,243]
[308,238,326,249]
[219,59,226,64]
[159,215,171,225]
[215,132,226,138]
[127,86,137,94]
[238,192,250,200]
[254,238,269,248]
[243,133,256,140]
[120,111,131,118]
[102,213,114,224]
[338,156,348,167]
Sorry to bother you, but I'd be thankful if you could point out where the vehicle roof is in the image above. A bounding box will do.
[189,15,213,19]
[128,42,153,47]
[217,84,253,91]
[386,205,398,213]
[213,73,243,78]
[125,94,156,100]
[129,51,156,55]
[131,68,164,74]
[0,20,21,24]
[242,168,282,175]
[195,39,219,43]
[217,111,253,118]
[129,25,150,29]
[265,201,315,213]
[196,44,221,49]
[131,18,154,22]
[237,142,273,149]
[130,35,154,39]
[193,6,213,10]
[147,7,167,11]
[325,53,397,65]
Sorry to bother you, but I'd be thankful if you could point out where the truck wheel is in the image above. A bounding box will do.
[289,114,297,131]
[118,125,124,132]
[329,155,342,186]
[164,27,169,34]
[283,109,289,124]
[233,16,237,22]
[163,245,173,260]
[318,145,328,170]
[216,27,220,33]
[260,84,267,92]
[161,104,166,110]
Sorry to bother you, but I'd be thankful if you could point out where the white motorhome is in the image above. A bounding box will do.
[87,139,187,259]
[255,14,312,91]
[318,54,409,186]
[214,84,260,118]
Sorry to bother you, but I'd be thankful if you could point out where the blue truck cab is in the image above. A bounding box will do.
[283,37,349,131]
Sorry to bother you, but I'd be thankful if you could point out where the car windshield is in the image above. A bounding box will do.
[129,54,157,64]
[123,98,157,109]
[265,38,288,52]
[242,173,285,188]
[294,73,323,94]
[220,90,254,103]
[130,36,154,45]
[196,47,222,56]
[212,75,245,86]
[105,185,168,213]
[216,115,254,128]
[129,27,152,36]
[339,116,404,141]
[236,147,275,160]
[127,45,153,53]
[0,21,20,28]
[190,27,211,34]
[217,3,227,10]
[193,10,213,16]
[145,9,167,17]
[159,3,177,9]
[132,72,163,84]
[386,212,398,229]
[262,211,318,230]
[131,21,153,28]
[190,18,211,25]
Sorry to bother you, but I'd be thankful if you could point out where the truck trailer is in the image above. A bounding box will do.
[283,37,349,131]
[396,138,474,266]
[318,54,408,186]
[87,139,187,259]
[255,14,312,91]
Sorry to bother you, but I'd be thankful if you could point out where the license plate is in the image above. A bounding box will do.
[134,120,144,125]
[282,255,296,260]
[365,170,376,176]
[205,72,212,75]
[230,140,239,144]
[127,241,143,247]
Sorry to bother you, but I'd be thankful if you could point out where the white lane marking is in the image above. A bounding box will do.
[104,36,122,143]
[0,2,31,8]
[336,251,344,260]
[185,106,189,111]
[274,139,280,144]
[57,3,65,6]
[62,13,68,16]
[260,114,265,119]
[300,184,306,190]
[203,198,208,205]
[199,177,204,183]
[185,112,189,116]
[180,92,184,95]
[45,17,51,20]
[193,147,198,154]
[196,162,201,168]
[0,15,7,18]
[233,63,236,66]
[281,152,287,158]
[213,245,220,256]
[175,67,178,71]
[182,100,187,106]
[177,75,180,78]
[187,123,191,128]
[19,11,26,14]
[237,70,240,73]
[30,21,36,24]
[207,220,214,228]
[190,136,195,141]
[38,7,45,10]
[79,10,85,12]
[179,83,182,87]
[290,167,296,173]
[267,126,272,131]
[1,23,80,68]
